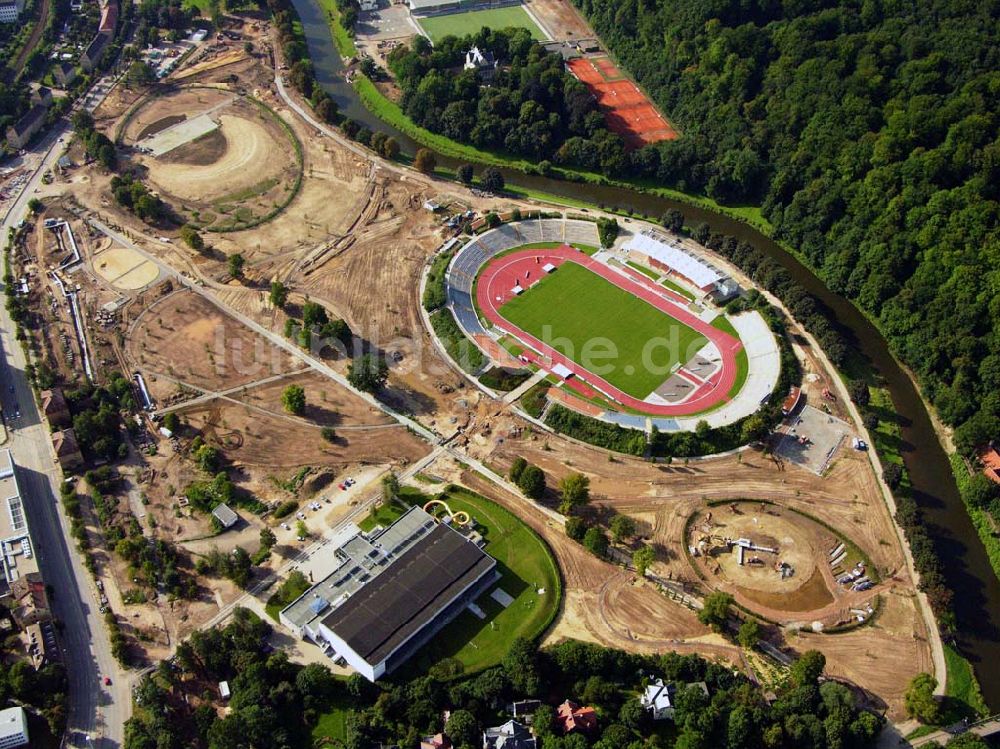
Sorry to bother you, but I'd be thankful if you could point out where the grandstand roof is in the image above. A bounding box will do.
[625,232,723,289]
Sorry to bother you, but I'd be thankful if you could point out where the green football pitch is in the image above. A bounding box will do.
[417,7,545,44]
[499,262,707,399]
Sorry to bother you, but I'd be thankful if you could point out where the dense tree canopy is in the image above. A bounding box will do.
[387,27,627,173]
[572,0,1000,447]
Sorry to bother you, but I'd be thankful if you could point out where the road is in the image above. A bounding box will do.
[1,75,130,749]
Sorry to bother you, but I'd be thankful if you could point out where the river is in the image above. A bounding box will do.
[289,0,1000,707]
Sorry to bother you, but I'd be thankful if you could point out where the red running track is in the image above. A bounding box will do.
[476,246,743,416]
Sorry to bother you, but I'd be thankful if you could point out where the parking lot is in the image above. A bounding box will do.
[775,403,854,475]
[355,4,421,42]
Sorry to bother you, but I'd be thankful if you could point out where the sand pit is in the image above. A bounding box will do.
[93,246,159,290]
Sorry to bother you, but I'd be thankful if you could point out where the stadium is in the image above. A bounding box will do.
[440,217,781,432]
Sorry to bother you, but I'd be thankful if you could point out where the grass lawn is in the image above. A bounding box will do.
[418,7,545,44]
[312,692,352,745]
[499,261,706,398]
[402,487,560,676]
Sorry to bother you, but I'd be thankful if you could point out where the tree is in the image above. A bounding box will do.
[661,208,685,232]
[737,619,760,648]
[381,472,399,503]
[503,637,541,695]
[259,527,276,550]
[125,60,155,87]
[790,650,827,688]
[227,253,245,279]
[414,148,436,174]
[162,412,180,433]
[583,526,609,557]
[565,516,587,542]
[295,519,308,538]
[457,163,474,184]
[597,217,619,247]
[632,545,654,575]
[697,591,732,630]
[347,354,389,393]
[558,472,590,515]
[905,673,941,724]
[269,281,288,308]
[315,96,338,124]
[321,426,337,442]
[180,225,204,252]
[445,709,479,748]
[517,464,545,499]
[481,166,504,193]
[28,198,44,214]
[610,514,636,542]
[508,456,528,483]
[282,384,306,415]
[848,379,870,408]
[380,137,400,160]
[194,444,221,473]
[883,462,905,490]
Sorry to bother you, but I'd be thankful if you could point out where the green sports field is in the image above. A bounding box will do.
[499,262,707,398]
[418,6,545,44]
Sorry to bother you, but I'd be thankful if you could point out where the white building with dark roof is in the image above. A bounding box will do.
[280,506,498,681]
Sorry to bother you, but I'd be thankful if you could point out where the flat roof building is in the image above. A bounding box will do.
[281,506,498,681]
[0,451,38,598]
[0,0,25,23]
[0,706,28,748]
[211,503,239,529]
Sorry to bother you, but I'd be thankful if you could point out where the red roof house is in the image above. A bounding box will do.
[556,700,598,735]
[979,445,1000,485]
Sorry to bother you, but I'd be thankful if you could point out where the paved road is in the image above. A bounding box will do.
[1,76,130,749]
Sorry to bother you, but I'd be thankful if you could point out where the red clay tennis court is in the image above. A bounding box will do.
[567,56,678,147]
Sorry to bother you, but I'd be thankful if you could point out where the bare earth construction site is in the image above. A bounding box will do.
[9,10,940,731]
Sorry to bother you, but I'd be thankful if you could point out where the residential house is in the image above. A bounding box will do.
[10,573,51,628]
[81,31,112,72]
[556,700,597,735]
[420,733,452,749]
[464,46,497,81]
[506,700,542,721]
[30,85,54,107]
[53,61,79,88]
[482,719,535,749]
[40,389,71,428]
[52,428,84,471]
[641,679,674,720]
[5,105,49,150]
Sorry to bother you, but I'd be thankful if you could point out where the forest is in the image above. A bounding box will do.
[386,29,630,172]
[568,0,1000,452]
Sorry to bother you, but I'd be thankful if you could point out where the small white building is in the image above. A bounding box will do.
[219,681,231,700]
[0,706,29,748]
[212,503,239,529]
